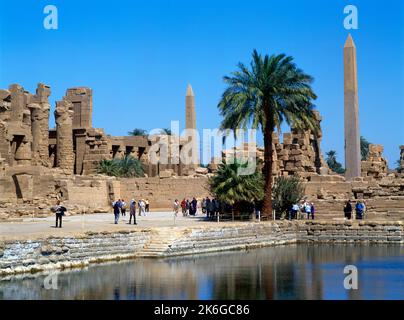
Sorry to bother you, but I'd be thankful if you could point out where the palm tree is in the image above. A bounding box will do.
[360,136,370,160]
[97,156,144,177]
[128,128,148,136]
[209,160,264,216]
[159,128,172,135]
[218,50,319,218]
[325,150,345,174]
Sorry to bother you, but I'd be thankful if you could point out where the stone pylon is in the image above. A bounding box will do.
[185,84,199,166]
[344,34,361,180]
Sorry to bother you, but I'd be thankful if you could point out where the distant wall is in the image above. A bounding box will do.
[117,176,210,209]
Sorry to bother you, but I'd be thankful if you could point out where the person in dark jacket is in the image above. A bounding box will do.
[344,200,353,220]
[205,197,211,219]
[113,199,121,224]
[208,198,215,220]
[52,200,66,228]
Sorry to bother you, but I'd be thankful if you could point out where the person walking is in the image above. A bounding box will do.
[140,199,146,216]
[214,199,220,220]
[121,199,127,217]
[310,202,315,220]
[129,199,137,225]
[291,203,299,220]
[138,199,142,216]
[344,200,353,220]
[186,199,190,216]
[51,200,66,228]
[173,199,180,216]
[181,198,187,216]
[113,199,121,224]
[201,198,207,214]
[205,197,211,219]
[145,199,150,212]
[192,197,197,216]
[304,201,311,219]
[355,201,364,220]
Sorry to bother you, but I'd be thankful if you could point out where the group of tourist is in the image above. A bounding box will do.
[289,200,315,220]
[343,200,366,220]
[173,197,222,220]
[112,198,150,225]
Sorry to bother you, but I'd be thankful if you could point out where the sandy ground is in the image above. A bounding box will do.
[0,211,219,241]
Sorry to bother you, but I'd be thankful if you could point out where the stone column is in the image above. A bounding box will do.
[55,98,74,173]
[30,84,51,166]
[344,34,361,180]
[400,145,404,172]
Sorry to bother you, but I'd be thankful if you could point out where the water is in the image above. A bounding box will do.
[1,244,403,300]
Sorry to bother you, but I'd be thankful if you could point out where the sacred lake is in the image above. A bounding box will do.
[1,244,403,300]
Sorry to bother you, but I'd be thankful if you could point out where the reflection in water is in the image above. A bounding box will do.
[1,244,403,300]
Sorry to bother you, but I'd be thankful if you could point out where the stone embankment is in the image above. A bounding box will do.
[1,221,403,276]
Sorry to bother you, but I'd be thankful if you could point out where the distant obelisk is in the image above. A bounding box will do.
[185,84,196,130]
[344,34,361,179]
[185,84,199,165]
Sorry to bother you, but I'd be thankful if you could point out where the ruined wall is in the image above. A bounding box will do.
[55,99,74,174]
[30,84,51,167]
[361,144,388,178]
[117,176,210,209]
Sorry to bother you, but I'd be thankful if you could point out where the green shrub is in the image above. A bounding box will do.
[272,175,305,219]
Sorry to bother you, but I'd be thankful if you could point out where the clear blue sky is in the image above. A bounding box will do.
[1,0,403,167]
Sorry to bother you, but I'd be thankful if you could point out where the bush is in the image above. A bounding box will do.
[98,156,144,178]
[272,175,305,219]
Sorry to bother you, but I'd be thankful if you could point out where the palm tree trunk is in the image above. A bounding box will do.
[262,119,274,220]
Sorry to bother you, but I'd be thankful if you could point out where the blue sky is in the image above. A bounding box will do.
[0,0,403,167]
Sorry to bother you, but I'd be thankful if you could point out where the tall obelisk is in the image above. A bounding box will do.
[344,34,361,179]
[185,84,199,165]
[186,84,196,130]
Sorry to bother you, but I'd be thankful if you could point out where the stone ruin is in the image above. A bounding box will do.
[219,111,330,179]
[0,82,403,222]
[0,83,195,178]
[361,144,388,178]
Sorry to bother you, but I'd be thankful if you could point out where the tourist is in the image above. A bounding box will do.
[181,198,187,216]
[304,201,312,219]
[191,197,197,216]
[344,200,353,220]
[173,199,180,216]
[355,201,364,220]
[214,199,220,220]
[140,199,146,216]
[138,199,142,216]
[310,202,315,220]
[129,199,137,225]
[202,198,207,214]
[113,199,121,224]
[121,199,127,217]
[145,199,150,212]
[205,197,211,219]
[293,203,300,220]
[51,200,66,228]
[186,199,190,215]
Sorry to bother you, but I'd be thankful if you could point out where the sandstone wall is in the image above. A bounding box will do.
[117,176,210,209]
